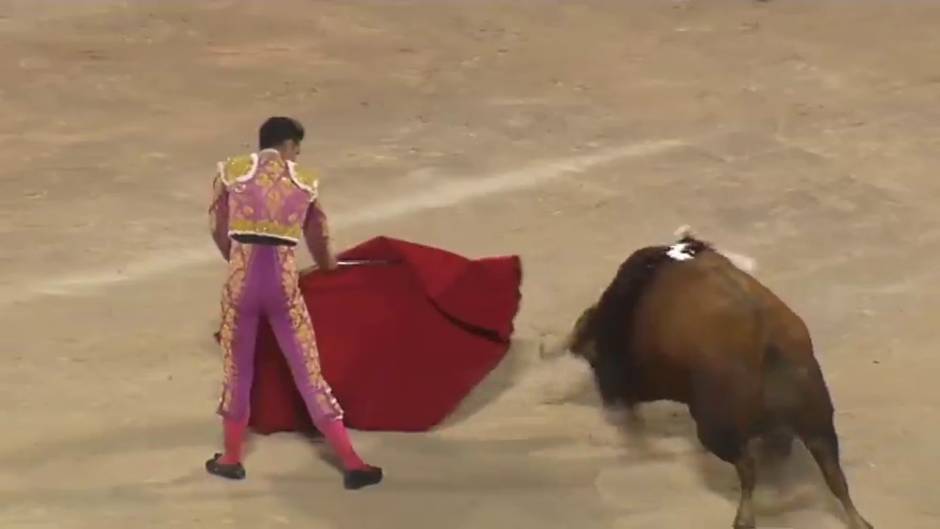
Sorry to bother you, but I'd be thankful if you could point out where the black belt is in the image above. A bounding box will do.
[231,234,296,246]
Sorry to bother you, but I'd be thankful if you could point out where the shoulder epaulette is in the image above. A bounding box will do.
[287,162,319,197]
[218,154,256,185]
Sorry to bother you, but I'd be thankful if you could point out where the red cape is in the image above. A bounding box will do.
[237,236,522,433]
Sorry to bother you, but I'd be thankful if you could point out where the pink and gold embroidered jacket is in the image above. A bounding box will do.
[208,148,336,269]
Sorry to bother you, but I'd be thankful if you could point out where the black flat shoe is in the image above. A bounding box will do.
[205,453,246,480]
[344,465,383,490]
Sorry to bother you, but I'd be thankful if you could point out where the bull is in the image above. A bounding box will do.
[564,229,873,529]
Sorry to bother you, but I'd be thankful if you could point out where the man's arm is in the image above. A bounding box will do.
[209,167,231,261]
[303,197,338,271]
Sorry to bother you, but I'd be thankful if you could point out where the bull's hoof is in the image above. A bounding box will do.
[848,517,873,529]
[733,510,755,529]
[845,507,874,529]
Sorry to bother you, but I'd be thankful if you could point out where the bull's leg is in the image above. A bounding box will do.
[692,420,758,529]
[802,427,874,529]
[690,374,761,528]
[732,438,759,529]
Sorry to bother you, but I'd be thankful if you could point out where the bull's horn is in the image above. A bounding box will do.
[720,249,758,273]
[674,224,694,238]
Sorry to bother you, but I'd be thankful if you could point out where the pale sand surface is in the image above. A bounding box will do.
[1,1,938,528]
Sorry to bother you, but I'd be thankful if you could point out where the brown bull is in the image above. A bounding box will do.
[565,232,873,529]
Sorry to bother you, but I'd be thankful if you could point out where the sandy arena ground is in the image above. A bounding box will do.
[1,1,938,528]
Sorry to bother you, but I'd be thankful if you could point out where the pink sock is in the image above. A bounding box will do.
[219,417,248,465]
[320,419,367,471]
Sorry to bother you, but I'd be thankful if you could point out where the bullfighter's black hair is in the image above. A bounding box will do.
[259,116,305,150]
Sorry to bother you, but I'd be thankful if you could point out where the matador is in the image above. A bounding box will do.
[206,116,382,490]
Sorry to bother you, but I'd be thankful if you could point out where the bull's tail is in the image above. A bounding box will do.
[673,225,758,273]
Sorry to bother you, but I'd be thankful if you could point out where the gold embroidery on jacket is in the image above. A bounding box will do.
[220,155,254,186]
[224,157,310,241]
[218,243,251,413]
[294,167,319,199]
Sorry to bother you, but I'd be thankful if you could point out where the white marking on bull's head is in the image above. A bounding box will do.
[671,224,758,273]
[666,242,695,261]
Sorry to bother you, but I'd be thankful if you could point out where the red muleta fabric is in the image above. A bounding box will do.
[237,236,522,433]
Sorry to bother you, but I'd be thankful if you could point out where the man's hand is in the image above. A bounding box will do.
[300,260,338,276]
